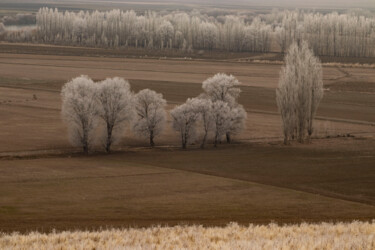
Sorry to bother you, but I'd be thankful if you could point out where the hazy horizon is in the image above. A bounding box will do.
[1,0,374,12]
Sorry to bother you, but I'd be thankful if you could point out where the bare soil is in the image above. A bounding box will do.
[0,44,374,232]
[0,141,374,233]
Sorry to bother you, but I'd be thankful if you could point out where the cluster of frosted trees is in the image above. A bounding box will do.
[61,73,246,153]
[274,10,375,57]
[61,76,167,153]
[171,73,247,149]
[276,41,324,144]
[36,8,272,52]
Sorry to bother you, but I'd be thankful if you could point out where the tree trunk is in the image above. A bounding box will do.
[82,130,89,154]
[105,124,113,153]
[298,135,304,144]
[306,134,311,143]
[298,124,304,143]
[83,144,89,154]
[226,132,231,143]
[308,118,313,140]
[105,141,111,153]
[307,129,312,143]
[149,131,155,147]
[283,136,288,145]
[181,133,187,149]
[200,131,208,149]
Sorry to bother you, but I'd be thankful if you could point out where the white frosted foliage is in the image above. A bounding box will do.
[132,89,167,147]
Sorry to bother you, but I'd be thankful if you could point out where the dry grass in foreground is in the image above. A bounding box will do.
[1,221,374,249]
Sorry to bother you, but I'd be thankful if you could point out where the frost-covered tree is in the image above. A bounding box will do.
[202,73,241,107]
[202,73,244,142]
[6,8,375,57]
[61,75,98,154]
[33,8,275,53]
[226,104,247,143]
[307,60,323,138]
[211,101,232,147]
[158,20,174,49]
[0,23,5,35]
[190,97,214,148]
[276,65,297,144]
[170,99,200,149]
[276,41,323,144]
[96,77,133,153]
[132,89,166,147]
[272,10,375,57]
[207,101,247,146]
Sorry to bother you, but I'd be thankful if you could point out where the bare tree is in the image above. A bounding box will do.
[132,89,167,147]
[158,20,174,49]
[8,8,374,57]
[170,99,200,149]
[276,41,323,144]
[34,8,275,53]
[274,10,375,57]
[96,77,134,153]
[190,97,214,148]
[0,23,5,35]
[226,104,247,143]
[211,101,232,147]
[192,92,247,147]
[61,75,98,154]
[202,73,243,143]
[276,66,297,144]
[307,66,323,139]
[202,73,241,107]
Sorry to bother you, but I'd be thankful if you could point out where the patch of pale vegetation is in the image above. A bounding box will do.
[1,222,374,249]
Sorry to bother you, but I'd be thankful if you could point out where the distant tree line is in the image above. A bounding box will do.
[274,10,375,57]
[31,8,375,57]
[1,13,36,26]
[2,8,374,57]
[35,8,273,52]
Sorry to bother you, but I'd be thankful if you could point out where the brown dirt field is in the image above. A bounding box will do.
[0,45,374,232]
[0,141,374,233]
[2,52,373,89]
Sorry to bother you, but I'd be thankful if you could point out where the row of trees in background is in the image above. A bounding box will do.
[0,8,363,57]
[61,73,247,153]
[274,10,375,57]
[36,8,272,52]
